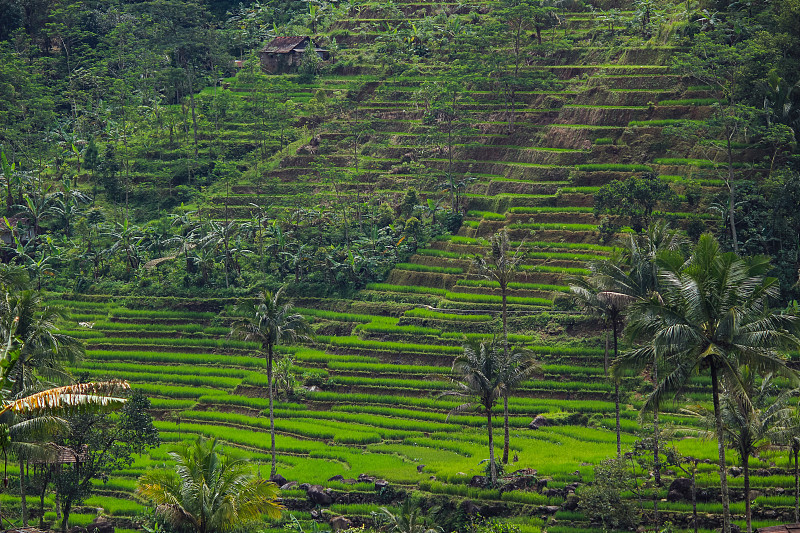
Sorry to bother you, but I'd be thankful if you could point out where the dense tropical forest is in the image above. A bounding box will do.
[1,0,800,532]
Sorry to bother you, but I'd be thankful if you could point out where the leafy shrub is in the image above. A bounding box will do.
[579,457,640,531]
[302,369,329,387]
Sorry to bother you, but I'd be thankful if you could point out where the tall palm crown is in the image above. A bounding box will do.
[616,234,800,533]
[231,288,313,351]
[0,290,84,393]
[622,235,800,410]
[137,437,283,533]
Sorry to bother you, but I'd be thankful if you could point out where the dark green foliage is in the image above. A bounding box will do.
[53,391,160,532]
[579,457,639,531]
[594,173,678,232]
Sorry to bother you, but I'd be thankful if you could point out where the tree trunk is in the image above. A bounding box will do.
[502,286,510,465]
[487,408,497,486]
[794,447,799,523]
[614,381,621,458]
[653,353,661,487]
[711,362,732,533]
[189,83,199,159]
[19,459,27,526]
[61,502,71,533]
[612,318,621,457]
[744,452,751,533]
[726,133,738,253]
[267,343,276,477]
[503,394,510,465]
[692,460,698,533]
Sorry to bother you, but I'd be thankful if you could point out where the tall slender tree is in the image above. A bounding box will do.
[441,340,506,485]
[230,288,313,476]
[472,229,525,464]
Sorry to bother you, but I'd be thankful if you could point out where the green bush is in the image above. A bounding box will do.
[302,369,329,387]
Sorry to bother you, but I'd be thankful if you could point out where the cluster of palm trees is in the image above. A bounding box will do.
[571,224,800,533]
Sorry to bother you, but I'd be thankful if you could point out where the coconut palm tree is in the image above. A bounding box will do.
[230,288,313,476]
[379,498,441,533]
[615,234,800,533]
[441,340,506,485]
[472,228,525,464]
[0,289,84,395]
[569,260,628,457]
[609,221,684,477]
[137,437,283,533]
[686,371,794,533]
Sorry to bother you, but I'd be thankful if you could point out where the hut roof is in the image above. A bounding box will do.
[30,444,88,465]
[260,36,309,54]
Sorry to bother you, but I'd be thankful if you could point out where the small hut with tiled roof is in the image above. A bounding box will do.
[258,36,328,74]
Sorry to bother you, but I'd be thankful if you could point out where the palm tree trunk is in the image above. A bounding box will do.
[653,345,661,489]
[711,362,732,533]
[744,452,751,533]
[795,447,799,523]
[614,381,621,457]
[612,318,621,457]
[501,286,509,465]
[503,394,510,465]
[19,458,27,526]
[487,408,497,486]
[692,460,698,533]
[267,343,276,477]
[726,133,738,253]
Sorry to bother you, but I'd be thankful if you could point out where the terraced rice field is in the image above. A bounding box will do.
[40,1,787,531]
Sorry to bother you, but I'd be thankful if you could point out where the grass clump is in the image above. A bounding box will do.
[445,291,553,306]
[593,137,613,145]
[467,210,506,220]
[395,263,463,274]
[318,335,463,354]
[415,248,466,259]
[403,308,493,322]
[575,163,652,172]
[295,308,376,323]
[508,223,598,231]
[365,283,447,296]
[657,98,720,106]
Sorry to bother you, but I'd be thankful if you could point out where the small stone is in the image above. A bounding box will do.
[330,516,352,531]
[270,473,288,486]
